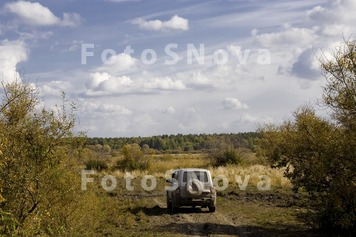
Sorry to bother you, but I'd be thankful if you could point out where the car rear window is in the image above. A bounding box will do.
[183,171,208,182]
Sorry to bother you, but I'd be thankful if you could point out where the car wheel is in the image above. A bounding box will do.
[167,200,172,210]
[208,206,216,213]
[171,197,178,213]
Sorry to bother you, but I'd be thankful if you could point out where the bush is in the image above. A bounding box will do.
[211,148,242,167]
[259,40,356,232]
[115,144,150,171]
[207,138,243,167]
[0,82,100,235]
[85,159,109,171]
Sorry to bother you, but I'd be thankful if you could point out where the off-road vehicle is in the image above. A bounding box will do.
[166,168,216,213]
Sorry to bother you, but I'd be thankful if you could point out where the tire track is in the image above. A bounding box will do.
[153,197,242,236]
[154,197,203,236]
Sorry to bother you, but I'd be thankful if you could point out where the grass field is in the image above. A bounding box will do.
[79,152,319,236]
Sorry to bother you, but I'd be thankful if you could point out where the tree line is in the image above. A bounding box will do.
[85,132,259,153]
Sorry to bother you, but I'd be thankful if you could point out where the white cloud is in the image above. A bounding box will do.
[7,0,353,137]
[0,40,27,83]
[133,15,189,31]
[252,0,356,82]
[144,77,186,90]
[240,113,273,124]
[165,106,176,114]
[60,12,83,27]
[87,72,133,92]
[5,1,59,26]
[98,53,137,73]
[38,80,72,96]
[4,1,82,27]
[306,5,330,23]
[306,2,356,37]
[256,27,316,48]
[79,99,132,115]
[221,97,248,110]
[186,71,215,89]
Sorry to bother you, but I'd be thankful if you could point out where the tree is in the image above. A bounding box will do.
[116,144,150,171]
[0,82,91,235]
[322,40,356,130]
[259,41,356,233]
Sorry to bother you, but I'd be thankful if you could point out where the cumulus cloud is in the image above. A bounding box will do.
[133,15,189,31]
[306,1,356,36]
[221,97,248,110]
[98,53,137,73]
[87,72,133,92]
[252,0,356,82]
[185,71,215,89]
[4,1,82,27]
[291,48,320,79]
[0,40,27,83]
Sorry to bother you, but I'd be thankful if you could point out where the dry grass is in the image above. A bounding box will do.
[210,165,291,189]
[82,152,310,236]
[111,153,291,189]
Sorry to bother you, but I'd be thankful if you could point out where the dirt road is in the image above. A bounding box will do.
[106,178,317,237]
[152,197,243,236]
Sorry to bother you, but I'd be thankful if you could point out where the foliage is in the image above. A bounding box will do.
[208,138,243,167]
[85,132,259,153]
[211,149,242,167]
[85,158,109,171]
[321,40,356,130]
[0,82,98,236]
[116,144,150,171]
[259,40,356,233]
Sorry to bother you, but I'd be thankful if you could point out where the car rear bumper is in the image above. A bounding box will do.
[176,196,216,207]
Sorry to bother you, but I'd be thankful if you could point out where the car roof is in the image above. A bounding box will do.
[173,168,210,172]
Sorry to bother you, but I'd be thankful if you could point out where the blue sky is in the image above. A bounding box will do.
[1,0,355,137]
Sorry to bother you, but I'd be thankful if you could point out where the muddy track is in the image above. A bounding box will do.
[153,197,243,237]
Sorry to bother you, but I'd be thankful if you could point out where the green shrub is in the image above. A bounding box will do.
[85,159,109,171]
[115,144,150,171]
[211,148,242,167]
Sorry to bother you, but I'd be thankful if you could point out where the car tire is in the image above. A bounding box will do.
[167,200,172,210]
[208,206,216,213]
[171,196,178,213]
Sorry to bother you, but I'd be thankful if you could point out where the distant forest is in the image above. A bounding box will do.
[85,132,259,153]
